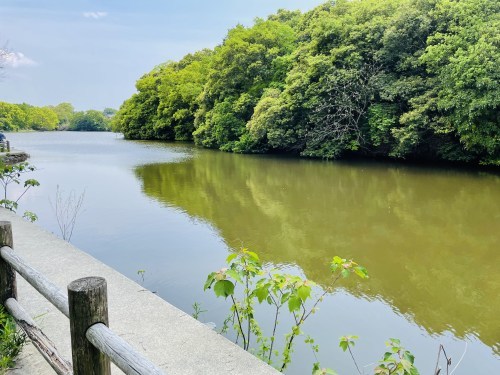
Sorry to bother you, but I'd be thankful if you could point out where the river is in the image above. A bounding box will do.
[5,131,500,374]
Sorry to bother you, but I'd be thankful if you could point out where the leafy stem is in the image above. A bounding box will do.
[230,294,248,350]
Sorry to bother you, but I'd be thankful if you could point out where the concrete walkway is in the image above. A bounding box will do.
[0,209,279,375]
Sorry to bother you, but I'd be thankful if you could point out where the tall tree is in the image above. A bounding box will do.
[49,102,75,129]
[70,110,109,131]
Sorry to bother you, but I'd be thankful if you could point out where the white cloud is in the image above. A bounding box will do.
[83,11,108,19]
[0,50,37,68]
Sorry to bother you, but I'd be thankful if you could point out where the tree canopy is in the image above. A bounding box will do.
[0,102,58,131]
[69,110,110,131]
[0,101,115,132]
[112,0,499,166]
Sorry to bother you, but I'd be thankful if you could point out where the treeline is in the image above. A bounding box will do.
[0,101,115,132]
[113,0,499,166]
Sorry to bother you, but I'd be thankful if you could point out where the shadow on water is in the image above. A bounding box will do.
[134,148,500,354]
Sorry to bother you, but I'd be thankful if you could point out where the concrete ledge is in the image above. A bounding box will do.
[0,150,29,164]
[0,209,279,374]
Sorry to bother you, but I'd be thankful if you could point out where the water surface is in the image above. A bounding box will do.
[6,132,500,374]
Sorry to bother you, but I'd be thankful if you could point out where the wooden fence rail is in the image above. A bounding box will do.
[0,221,165,375]
[1,245,69,317]
[5,297,72,375]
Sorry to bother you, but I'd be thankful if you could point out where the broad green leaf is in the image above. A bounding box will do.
[281,292,291,304]
[403,351,415,364]
[339,341,348,352]
[287,295,301,312]
[383,352,393,361]
[244,250,259,261]
[332,256,343,264]
[203,272,216,290]
[225,269,243,284]
[297,285,311,302]
[354,266,368,279]
[213,280,235,298]
[226,253,238,263]
[254,286,269,303]
[401,359,412,372]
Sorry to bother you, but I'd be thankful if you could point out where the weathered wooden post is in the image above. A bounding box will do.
[6,141,10,152]
[0,221,16,306]
[68,277,111,375]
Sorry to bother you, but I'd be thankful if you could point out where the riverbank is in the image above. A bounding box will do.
[0,150,29,164]
[0,209,279,374]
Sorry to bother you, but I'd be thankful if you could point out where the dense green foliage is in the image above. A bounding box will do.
[0,305,25,372]
[0,162,39,221]
[48,102,75,129]
[0,101,114,132]
[0,102,58,131]
[114,0,499,166]
[204,249,370,373]
[69,110,110,131]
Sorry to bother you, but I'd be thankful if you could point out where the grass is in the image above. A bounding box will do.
[0,305,25,373]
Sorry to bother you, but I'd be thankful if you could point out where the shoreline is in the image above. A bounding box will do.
[0,150,30,164]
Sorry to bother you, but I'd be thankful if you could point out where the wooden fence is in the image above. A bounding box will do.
[0,221,165,375]
[0,140,10,152]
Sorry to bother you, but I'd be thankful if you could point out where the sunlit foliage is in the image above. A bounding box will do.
[115,0,499,166]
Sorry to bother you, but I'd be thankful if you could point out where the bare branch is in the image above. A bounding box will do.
[307,62,383,154]
[49,185,85,242]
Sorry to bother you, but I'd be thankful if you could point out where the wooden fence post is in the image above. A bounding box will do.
[68,277,111,375]
[0,221,16,306]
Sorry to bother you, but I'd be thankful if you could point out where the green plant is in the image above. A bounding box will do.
[22,211,38,223]
[308,335,337,375]
[191,302,207,320]
[0,162,39,220]
[338,335,421,375]
[0,305,26,372]
[137,269,146,285]
[204,249,368,372]
[375,338,419,375]
[339,335,362,375]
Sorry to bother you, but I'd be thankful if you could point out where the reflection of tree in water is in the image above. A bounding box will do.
[135,151,500,353]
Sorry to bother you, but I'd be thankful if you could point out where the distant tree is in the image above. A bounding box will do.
[50,103,75,129]
[69,110,110,131]
[193,19,297,151]
[155,50,213,141]
[111,66,164,139]
[103,107,117,118]
[20,105,58,130]
[0,102,26,131]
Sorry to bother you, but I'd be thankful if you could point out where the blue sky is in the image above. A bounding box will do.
[0,0,324,111]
